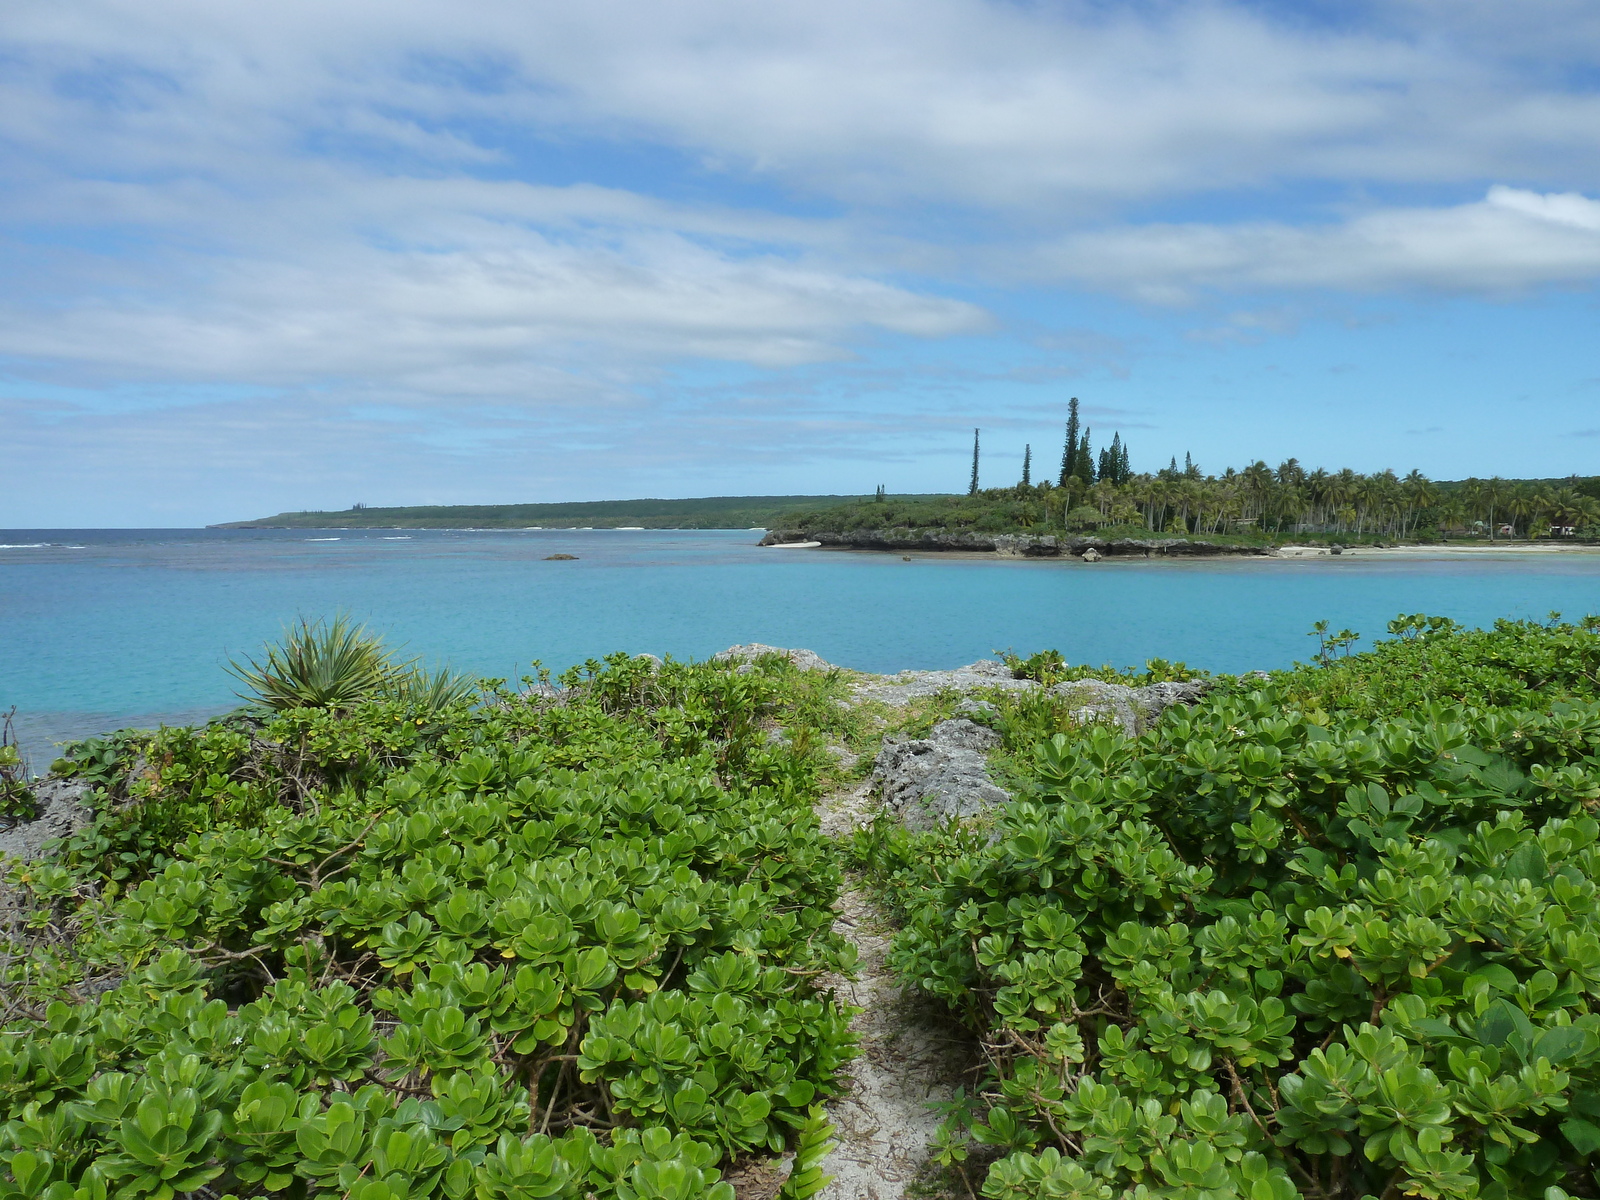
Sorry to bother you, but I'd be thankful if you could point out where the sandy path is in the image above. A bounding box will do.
[815,771,974,1200]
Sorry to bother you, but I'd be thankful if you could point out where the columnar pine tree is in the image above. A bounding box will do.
[1076,428,1095,485]
[1060,397,1080,486]
[1098,432,1130,485]
[969,428,980,495]
[1022,444,1032,487]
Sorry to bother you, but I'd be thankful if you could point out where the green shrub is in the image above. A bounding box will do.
[873,617,1600,1200]
[0,709,35,827]
[999,649,1203,689]
[1,654,854,1200]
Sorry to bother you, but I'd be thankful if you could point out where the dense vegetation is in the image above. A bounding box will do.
[214,496,919,531]
[863,614,1600,1200]
[785,467,1600,543]
[0,640,858,1200]
[11,610,1600,1200]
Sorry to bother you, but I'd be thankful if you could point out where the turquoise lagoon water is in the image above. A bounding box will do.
[3,527,1599,760]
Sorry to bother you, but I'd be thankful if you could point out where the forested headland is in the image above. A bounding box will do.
[788,399,1600,545]
[213,495,905,531]
[785,465,1600,546]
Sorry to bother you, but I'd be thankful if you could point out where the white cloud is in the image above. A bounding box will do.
[1486,184,1600,233]
[0,162,988,387]
[6,0,1600,215]
[3,0,1600,527]
[1033,187,1600,301]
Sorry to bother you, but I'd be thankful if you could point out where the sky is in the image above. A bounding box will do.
[2,0,1599,527]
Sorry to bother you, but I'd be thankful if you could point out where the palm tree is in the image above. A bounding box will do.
[1241,461,1273,522]
[1401,470,1433,537]
[1479,477,1512,540]
[1306,469,1331,529]
[1329,470,1358,532]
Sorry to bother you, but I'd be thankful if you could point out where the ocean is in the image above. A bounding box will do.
[3,527,1599,763]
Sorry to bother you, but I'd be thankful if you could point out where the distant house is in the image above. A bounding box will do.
[1551,525,1578,537]
[1498,523,1516,537]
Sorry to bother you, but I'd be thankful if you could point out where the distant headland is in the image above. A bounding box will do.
[209,494,930,531]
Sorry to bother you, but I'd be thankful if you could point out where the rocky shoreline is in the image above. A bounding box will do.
[760,527,1272,556]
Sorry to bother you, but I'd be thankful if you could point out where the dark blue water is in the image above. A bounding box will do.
[4,527,1599,761]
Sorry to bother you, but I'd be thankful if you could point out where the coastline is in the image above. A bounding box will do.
[761,527,1600,560]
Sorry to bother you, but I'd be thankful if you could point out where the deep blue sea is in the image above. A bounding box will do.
[4,527,1599,764]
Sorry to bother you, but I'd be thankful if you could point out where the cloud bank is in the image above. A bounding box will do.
[2,0,1599,520]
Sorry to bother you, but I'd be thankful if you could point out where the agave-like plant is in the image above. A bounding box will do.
[389,664,480,714]
[229,615,398,712]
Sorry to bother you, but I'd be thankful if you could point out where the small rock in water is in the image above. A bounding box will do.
[1081,547,1102,562]
[543,553,578,560]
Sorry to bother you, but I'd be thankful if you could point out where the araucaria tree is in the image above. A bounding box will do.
[1060,398,1081,487]
[1098,432,1132,485]
[969,428,981,496]
[1076,429,1095,486]
[1022,444,1032,487]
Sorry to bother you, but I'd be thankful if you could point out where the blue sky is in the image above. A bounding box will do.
[2,0,1599,526]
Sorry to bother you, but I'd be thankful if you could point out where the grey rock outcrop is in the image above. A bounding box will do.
[0,777,93,864]
[852,659,1038,706]
[1050,679,1213,736]
[874,719,1011,832]
[954,697,999,721]
[713,644,835,672]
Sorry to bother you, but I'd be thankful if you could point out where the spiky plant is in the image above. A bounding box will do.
[228,615,398,712]
[389,664,480,714]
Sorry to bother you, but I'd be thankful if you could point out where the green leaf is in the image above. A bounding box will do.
[1560,1118,1600,1155]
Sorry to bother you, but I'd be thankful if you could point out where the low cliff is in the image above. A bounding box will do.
[759,527,1271,556]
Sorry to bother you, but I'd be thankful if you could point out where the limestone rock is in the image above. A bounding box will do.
[712,644,835,672]
[0,777,93,864]
[761,528,1271,557]
[853,659,1038,706]
[1050,678,1213,736]
[874,719,1011,832]
[954,697,999,721]
[1081,547,1102,562]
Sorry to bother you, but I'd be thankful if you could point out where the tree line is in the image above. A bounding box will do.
[1065,462,1600,539]
[962,401,1600,539]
